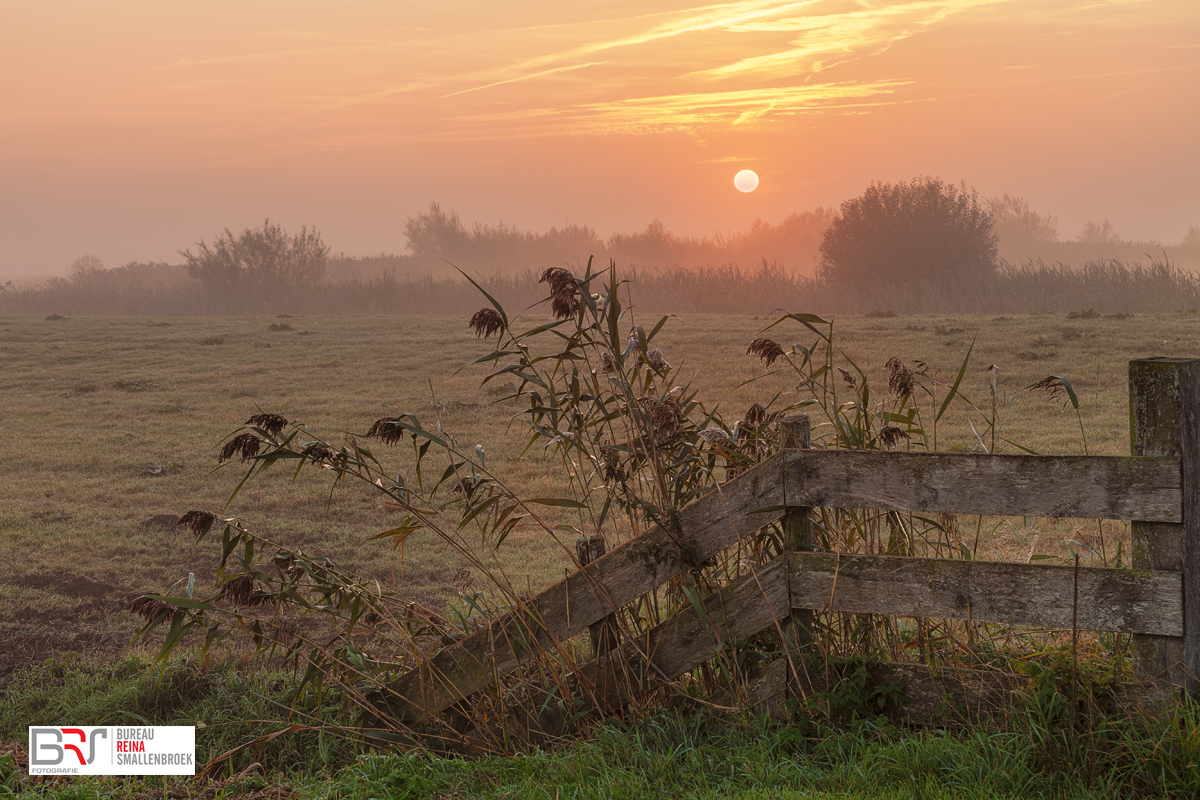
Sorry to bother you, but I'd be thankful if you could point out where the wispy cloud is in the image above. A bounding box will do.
[690,0,1001,81]
[445,79,911,138]
[559,0,823,57]
[110,1,1021,145]
[440,61,608,99]
[430,0,996,137]
[573,80,912,131]
[433,1,823,101]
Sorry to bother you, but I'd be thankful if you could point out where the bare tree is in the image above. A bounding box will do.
[1077,219,1121,245]
[404,202,602,270]
[987,195,1059,259]
[403,203,471,263]
[182,220,328,294]
[68,254,105,282]
[1183,225,1200,249]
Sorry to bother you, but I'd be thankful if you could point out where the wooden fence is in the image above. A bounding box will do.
[380,357,1199,729]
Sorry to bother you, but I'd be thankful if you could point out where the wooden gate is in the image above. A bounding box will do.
[379,357,1199,728]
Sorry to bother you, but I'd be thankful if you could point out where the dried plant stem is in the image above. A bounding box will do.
[1070,553,1080,753]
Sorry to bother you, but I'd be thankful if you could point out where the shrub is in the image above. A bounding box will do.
[181,219,328,296]
[818,176,998,289]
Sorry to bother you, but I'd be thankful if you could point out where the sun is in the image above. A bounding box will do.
[734,169,759,193]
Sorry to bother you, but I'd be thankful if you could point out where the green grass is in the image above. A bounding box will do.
[329,722,1044,800]
[4,656,1200,798]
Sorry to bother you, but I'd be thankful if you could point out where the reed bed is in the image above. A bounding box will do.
[4,257,1200,316]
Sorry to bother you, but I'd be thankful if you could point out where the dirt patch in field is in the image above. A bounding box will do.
[0,572,134,682]
[11,571,128,602]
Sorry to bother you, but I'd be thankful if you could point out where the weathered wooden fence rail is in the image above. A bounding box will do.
[384,357,1199,725]
[776,450,1180,521]
[785,553,1181,636]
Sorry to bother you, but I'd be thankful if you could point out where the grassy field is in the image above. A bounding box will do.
[4,309,1200,797]
[3,309,1200,679]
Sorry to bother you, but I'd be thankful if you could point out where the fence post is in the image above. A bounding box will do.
[1129,358,1200,698]
[576,535,619,657]
[780,415,813,651]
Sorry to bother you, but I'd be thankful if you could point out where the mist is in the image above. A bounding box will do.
[4,194,1200,318]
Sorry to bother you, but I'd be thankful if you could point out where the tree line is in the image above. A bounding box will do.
[170,179,1198,295]
[8,177,1199,311]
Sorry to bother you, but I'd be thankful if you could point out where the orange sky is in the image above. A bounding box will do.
[2,0,1198,277]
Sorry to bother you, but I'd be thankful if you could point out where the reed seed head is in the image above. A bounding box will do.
[599,352,617,374]
[638,395,683,439]
[223,575,272,607]
[741,403,780,434]
[550,291,580,320]
[245,413,288,436]
[837,368,857,388]
[878,426,910,449]
[744,403,767,428]
[647,348,671,373]
[984,364,1000,398]
[539,267,575,296]
[129,596,170,622]
[540,268,580,320]
[177,510,216,537]
[746,338,785,368]
[304,443,336,462]
[885,357,915,396]
[224,575,255,605]
[1029,376,1070,405]
[698,427,731,443]
[367,417,406,445]
[468,308,504,339]
[218,433,261,463]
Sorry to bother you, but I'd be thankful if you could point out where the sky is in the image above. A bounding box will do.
[2,0,1198,278]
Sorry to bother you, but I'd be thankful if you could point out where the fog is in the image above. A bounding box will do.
[5,197,1199,318]
[3,2,1197,282]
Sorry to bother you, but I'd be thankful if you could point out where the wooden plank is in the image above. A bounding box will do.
[781,450,1180,522]
[627,555,790,683]
[787,552,1183,636]
[381,456,788,721]
[570,555,792,711]
[576,535,618,657]
[780,415,814,652]
[462,557,794,743]
[1130,358,1200,694]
